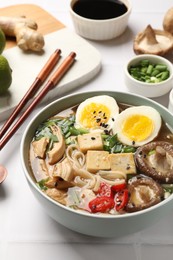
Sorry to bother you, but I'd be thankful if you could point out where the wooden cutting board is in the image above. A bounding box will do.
[0,4,101,121]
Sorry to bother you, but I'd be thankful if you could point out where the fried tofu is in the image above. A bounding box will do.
[77,132,103,153]
[86,150,110,173]
[109,153,136,174]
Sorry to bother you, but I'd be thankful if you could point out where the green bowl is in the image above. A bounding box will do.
[20,90,173,237]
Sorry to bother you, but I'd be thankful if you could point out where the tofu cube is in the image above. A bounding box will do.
[77,133,103,153]
[109,153,136,174]
[86,150,110,173]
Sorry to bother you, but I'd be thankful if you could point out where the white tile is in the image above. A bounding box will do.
[5,243,136,260]
[130,0,173,12]
[139,212,173,244]
[141,244,173,260]
[1,0,173,258]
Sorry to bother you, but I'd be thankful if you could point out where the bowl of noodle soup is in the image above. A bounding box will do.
[21,90,173,237]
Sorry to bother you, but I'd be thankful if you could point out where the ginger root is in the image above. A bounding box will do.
[0,16,44,52]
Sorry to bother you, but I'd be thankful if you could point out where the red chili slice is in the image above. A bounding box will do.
[97,182,112,197]
[114,189,129,211]
[111,182,127,193]
[89,196,115,213]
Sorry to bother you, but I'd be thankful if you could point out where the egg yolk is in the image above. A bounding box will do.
[122,115,154,142]
[79,103,111,128]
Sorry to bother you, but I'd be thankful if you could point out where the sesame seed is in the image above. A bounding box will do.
[104,130,109,134]
[126,165,131,170]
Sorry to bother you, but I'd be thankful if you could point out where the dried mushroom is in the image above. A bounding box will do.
[47,125,65,165]
[32,137,49,158]
[163,7,173,35]
[53,158,74,182]
[133,24,173,55]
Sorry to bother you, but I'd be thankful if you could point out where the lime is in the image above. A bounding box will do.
[0,55,12,94]
[0,29,6,54]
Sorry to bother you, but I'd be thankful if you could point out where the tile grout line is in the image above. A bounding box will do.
[4,239,173,246]
[134,243,142,260]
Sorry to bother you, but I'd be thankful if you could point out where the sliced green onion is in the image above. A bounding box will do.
[129,60,170,83]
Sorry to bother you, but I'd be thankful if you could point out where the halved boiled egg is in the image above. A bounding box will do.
[112,106,161,147]
[75,95,119,131]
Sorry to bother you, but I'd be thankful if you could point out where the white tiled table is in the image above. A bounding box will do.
[0,1,173,259]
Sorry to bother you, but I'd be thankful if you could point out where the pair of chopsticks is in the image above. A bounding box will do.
[0,49,76,150]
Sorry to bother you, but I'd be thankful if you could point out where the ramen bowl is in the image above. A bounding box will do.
[125,54,173,98]
[168,88,173,114]
[69,0,132,40]
[20,91,173,238]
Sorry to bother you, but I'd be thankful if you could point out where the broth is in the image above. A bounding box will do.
[29,99,173,215]
[72,0,128,20]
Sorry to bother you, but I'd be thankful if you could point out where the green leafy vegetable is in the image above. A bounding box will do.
[162,184,173,194]
[37,178,49,191]
[34,114,89,144]
[148,149,156,156]
[34,124,59,151]
[102,134,136,153]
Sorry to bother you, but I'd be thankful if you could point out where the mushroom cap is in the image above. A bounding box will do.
[133,24,173,56]
[135,141,173,184]
[126,175,163,212]
[163,7,173,35]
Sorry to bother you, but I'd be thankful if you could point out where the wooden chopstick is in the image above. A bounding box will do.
[0,49,61,139]
[0,51,76,149]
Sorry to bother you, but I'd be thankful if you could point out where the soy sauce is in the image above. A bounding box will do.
[72,0,128,20]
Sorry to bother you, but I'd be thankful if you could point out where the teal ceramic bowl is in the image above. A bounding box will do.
[20,91,173,237]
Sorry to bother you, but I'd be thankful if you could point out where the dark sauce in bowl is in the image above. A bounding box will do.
[72,0,128,20]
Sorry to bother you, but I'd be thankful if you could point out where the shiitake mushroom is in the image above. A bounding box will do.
[135,141,173,183]
[126,175,164,212]
[163,7,173,35]
[133,24,173,55]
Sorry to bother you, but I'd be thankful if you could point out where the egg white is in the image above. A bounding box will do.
[112,106,161,147]
[75,95,119,132]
